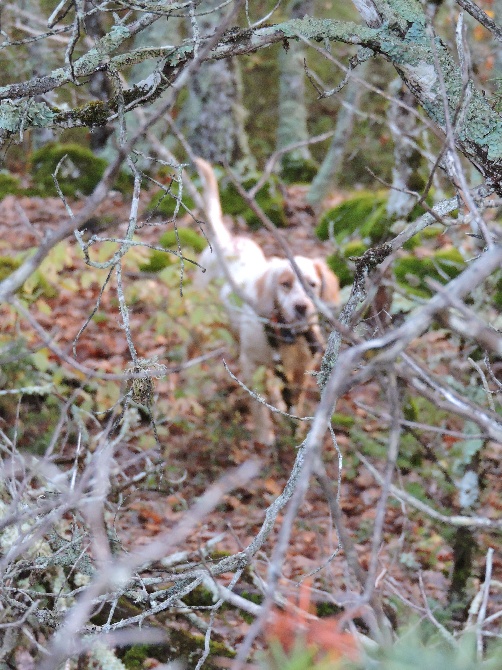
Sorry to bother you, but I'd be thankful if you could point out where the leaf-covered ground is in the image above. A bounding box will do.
[1,187,501,661]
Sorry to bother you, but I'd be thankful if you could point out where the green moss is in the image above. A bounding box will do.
[159,228,207,253]
[139,228,207,272]
[326,240,367,289]
[343,239,367,258]
[182,585,217,608]
[331,412,355,428]
[280,155,318,184]
[147,190,196,219]
[325,254,353,288]
[0,171,21,199]
[30,143,131,197]
[316,191,389,243]
[121,644,149,670]
[220,174,287,229]
[394,248,464,297]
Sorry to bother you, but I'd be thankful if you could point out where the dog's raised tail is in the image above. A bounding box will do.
[194,157,231,246]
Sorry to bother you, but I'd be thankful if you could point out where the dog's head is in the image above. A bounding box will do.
[256,256,340,331]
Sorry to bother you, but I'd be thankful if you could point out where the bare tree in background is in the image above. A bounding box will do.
[1,1,502,668]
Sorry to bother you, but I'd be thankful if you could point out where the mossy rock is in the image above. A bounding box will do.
[316,191,389,243]
[30,143,132,197]
[220,174,287,229]
[280,155,318,184]
[0,171,21,199]
[325,255,352,289]
[139,227,207,272]
[147,189,196,219]
[326,240,366,288]
[394,248,464,297]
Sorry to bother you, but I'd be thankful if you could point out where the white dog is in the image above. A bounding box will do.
[194,158,340,445]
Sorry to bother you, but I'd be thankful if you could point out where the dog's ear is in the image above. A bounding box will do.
[254,266,276,317]
[314,260,340,305]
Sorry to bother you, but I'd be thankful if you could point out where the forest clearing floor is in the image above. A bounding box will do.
[1,186,502,658]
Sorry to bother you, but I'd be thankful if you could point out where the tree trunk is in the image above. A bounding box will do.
[180,0,253,168]
[307,62,367,206]
[386,78,422,218]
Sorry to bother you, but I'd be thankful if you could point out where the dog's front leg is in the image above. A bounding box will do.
[239,353,275,446]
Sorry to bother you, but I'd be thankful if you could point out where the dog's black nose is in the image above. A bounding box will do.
[295,303,307,317]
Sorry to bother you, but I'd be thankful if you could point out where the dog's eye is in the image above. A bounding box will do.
[309,280,318,288]
[281,280,292,290]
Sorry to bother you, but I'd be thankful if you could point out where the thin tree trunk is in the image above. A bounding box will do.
[180,0,253,167]
[307,62,367,206]
[386,78,421,218]
[276,0,314,171]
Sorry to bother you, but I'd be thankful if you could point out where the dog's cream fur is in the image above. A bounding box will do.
[194,158,340,444]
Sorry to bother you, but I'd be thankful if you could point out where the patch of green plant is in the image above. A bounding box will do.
[396,432,423,470]
[30,143,131,197]
[363,626,501,669]
[159,228,207,253]
[220,174,287,229]
[0,345,60,455]
[394,248,464,298]
[280,155,318,184]
[147,189,196,219]
[0,171,21,199]
[331,412,355,429]
[351,427,386,460]
[316,191,389,243]
[0,255,57,299]
[404,481,431,505]
[139,227,207,272]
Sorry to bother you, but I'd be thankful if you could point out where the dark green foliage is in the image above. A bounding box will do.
[30,143,131,197]
[394,249,464,297]
[0,171,21,199]
[139,227,207,273]
[220,174,287,229]
[280,155,318,184]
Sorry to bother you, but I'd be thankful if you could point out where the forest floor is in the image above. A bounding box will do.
[1,186,502,664]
